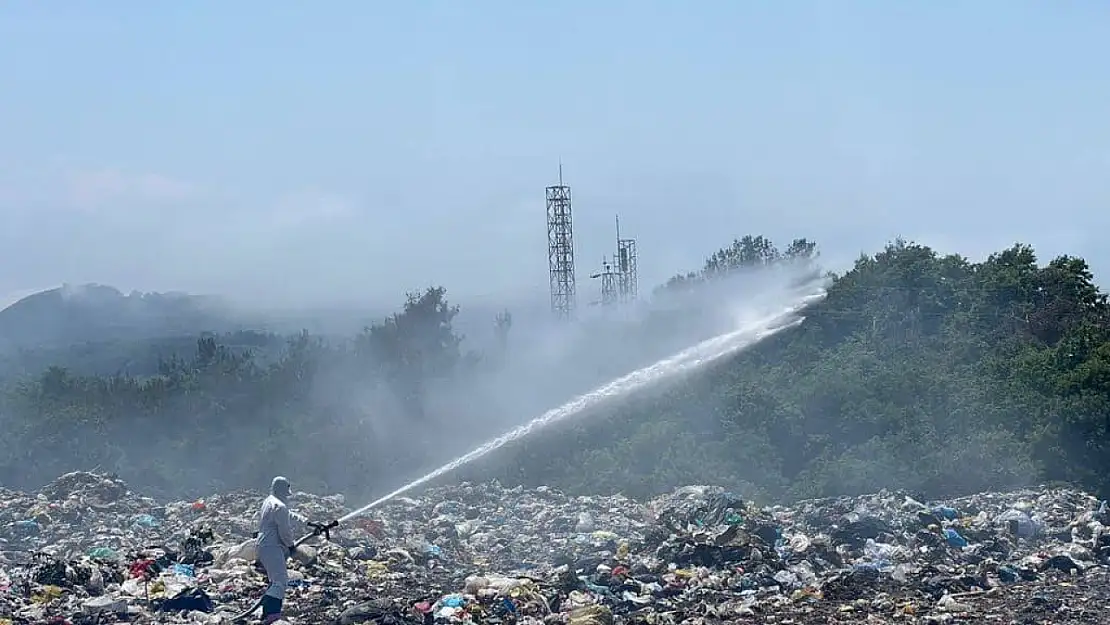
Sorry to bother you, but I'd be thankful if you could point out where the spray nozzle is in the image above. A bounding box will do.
[307,520,339,542]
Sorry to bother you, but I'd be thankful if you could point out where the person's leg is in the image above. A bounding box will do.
[257,547,288,622]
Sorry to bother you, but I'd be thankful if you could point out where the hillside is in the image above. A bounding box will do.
[474,240,1110,502]
[0,236,1107,508]
[0,283,533,379]
[0,283,240,350]
[0,331,292,380]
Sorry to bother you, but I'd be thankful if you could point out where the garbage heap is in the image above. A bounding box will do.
[2,473,1110,624]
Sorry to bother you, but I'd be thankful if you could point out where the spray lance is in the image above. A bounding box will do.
[228,519,339,622]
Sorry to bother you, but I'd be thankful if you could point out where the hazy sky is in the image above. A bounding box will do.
[1,1,1107,309]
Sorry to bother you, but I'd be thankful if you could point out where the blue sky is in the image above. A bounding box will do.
[1,1,1107,309]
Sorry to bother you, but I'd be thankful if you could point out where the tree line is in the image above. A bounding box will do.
[2,235,1108,505]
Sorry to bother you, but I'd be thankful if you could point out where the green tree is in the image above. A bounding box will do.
[355,286,462,420]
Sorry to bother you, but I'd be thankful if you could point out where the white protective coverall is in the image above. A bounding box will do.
[257,476,295,602]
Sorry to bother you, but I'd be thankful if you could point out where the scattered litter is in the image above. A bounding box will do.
[1,472,1109,623]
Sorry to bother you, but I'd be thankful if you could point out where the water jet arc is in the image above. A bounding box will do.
[338,288,825,523]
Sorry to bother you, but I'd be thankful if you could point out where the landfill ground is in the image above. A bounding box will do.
[3,473,1110,624]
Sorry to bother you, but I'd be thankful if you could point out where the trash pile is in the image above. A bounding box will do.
[2,472,1110,624]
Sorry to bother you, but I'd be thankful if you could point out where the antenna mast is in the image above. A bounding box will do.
[546,163,576,319]
[616,214,638,303]
[590,257,619,307]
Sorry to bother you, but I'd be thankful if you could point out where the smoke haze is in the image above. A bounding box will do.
[1,3,1109,507]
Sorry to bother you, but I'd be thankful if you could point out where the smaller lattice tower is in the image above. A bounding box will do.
[590,258,619,307]
[546,164,576,319]
[616,215,638,303]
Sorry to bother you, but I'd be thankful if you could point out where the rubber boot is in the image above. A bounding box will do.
[260,596,281,623]
[267,597,285,624]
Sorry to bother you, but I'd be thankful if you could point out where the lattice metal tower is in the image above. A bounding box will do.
[590,258,619,307]
[616,216,638,302]
[546,165,576,319]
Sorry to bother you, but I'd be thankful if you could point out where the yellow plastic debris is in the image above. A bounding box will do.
[616,541,630,560]
[32,585,63,604]
[568,604,614,625]
[790,587,821,602]
[364,561,389,578]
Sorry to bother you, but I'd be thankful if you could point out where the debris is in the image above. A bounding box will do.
[1,472,1109,623]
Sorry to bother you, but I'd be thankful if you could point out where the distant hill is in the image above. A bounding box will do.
[0,282,556,378]
[0,283,242,351]
[0,331,294,379]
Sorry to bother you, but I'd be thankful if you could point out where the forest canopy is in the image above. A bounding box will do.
[1,236,1107,505]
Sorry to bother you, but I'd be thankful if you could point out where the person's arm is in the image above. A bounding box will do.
[276,505,296,551]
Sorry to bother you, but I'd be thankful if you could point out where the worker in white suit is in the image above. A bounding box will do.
[256,476,296,623]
